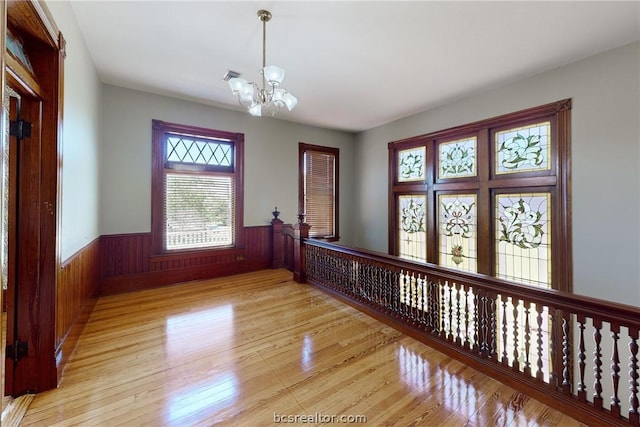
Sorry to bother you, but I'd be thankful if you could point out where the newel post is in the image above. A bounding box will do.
[292,214,310,283]
[271,207,284,269]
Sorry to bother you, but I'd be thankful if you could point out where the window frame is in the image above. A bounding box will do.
[151,119,244,255]
[298,143,339,241]
[388,99,572,292]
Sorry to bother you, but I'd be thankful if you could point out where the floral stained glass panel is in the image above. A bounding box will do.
[496,122,551,174]
[496,193,551,287]
[398,195,427,262]
[398,147,426,182]
[438,194,477,272]
[439,137,476,179]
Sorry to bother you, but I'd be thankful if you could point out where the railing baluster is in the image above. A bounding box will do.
[440,281,447,339]
[536,304,544,381]
[448,283,454,341]
[418,277,427,327]
[611,322,621,418]
[502,296,509,364]
[550,309,558,387]
[456,283,462,345]
[562,314,571,393]
[577,314,587,402]
[524,301,531,377]
[489,294,497,360]
[593,318,604,410]
[392,269,400,313]
[630,327,639,425]
[480,293,488,356]
[430,280,439,334]
[513,299,520,372]
[472,289,479,353]
[464,287,470,349]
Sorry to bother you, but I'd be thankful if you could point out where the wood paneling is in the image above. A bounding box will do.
[55,238,100,380]
[100,226,272,295]
[100,232,150,276]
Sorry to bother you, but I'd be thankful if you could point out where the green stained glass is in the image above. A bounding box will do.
[439,137,476,179]
[496,122,551,174]
[398,195,426,261]
[398,147,425,182]
[496,193,551,287]
[438,194,477,272]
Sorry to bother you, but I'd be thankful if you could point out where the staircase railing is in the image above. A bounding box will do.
[271,220,639,426]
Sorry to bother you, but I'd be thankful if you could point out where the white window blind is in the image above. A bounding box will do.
[304,150,336,238]
[165,173,234,250]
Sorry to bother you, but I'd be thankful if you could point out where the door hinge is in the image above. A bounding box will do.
[9,119,32,140]
[6,340,28,363]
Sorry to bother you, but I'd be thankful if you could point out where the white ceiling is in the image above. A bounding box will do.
[69,1,640,133]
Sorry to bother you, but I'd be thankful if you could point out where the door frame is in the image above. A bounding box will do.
[2,0,64,395]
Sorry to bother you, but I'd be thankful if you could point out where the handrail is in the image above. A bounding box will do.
[305,239,640,327]
[301,238,640,427]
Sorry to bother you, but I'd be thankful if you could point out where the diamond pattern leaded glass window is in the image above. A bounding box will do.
[439,137,476,179]
[496,192,551,287]
[151,119,244,255]
[496,122,551,174]
[398,195,427,261]
[166,134,233,167]
[398,147,426,182]
[438,194,477,272]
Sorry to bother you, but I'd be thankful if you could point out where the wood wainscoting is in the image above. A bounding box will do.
[100,226,273,295]
[55,238,100,380]
[53,226,273,380]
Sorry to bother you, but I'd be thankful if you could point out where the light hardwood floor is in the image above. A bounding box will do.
[20,269,587,426]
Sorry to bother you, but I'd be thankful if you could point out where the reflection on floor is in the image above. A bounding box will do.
[20,269,587,426]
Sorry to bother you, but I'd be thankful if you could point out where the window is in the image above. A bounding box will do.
[151,120,244,253]
[299,143,339,240]
[388,99,571,292]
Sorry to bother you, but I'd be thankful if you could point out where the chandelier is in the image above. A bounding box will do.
[226,10,297,117]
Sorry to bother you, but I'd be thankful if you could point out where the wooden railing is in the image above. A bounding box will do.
[271,218,309,283]
[269,220,639,427]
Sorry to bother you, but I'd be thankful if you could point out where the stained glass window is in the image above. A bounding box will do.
[398,147,425,182]
[496,122,551,174]
[438,194,477,272]
[496,193,551,287]
[438,137,476,179]
[389,100,571,292]
[398,195,427,261]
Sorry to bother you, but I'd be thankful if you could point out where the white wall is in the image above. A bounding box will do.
[47,1,102,261]
[354,42,640,305]
[100,85,356,245]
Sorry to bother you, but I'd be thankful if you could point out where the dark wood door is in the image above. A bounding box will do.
[4,90,42,396]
